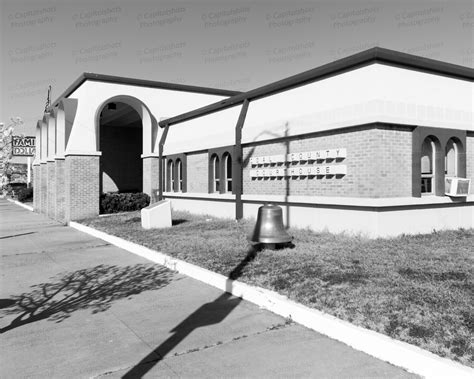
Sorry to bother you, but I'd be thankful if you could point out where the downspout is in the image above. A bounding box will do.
[234,99,249,220]
[158,124,170,201]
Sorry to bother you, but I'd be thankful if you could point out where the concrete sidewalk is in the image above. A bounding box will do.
[0,200,417,378]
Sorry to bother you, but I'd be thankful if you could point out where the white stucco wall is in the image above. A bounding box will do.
[164,106,242,155]
[64,81,229,153]
[62,63,472,155]
[164,192,474,238]
[157,63,474,153]
[242,63,473,144]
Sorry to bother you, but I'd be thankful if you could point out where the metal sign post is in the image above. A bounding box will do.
[27,157,31,186]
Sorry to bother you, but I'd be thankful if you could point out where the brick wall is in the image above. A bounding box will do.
[241,125,413,198]
[466,134,474,194]
[143,157,159,200]
[40,163,47,213]
[47,161,56,218]
[100,125,142,193]
[378,127,413,197]
[65,155,100,221]
[33,164,40,212]
[186,152,208,193]
[55,158,66,221]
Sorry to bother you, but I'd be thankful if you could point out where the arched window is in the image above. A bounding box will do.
[212,155,220,192]
[167,160,174,192]
[164,154,186,193]
[208,147,234,194]
[177,159,183,192]
[224,153,232,192]
[421,137,435,194]
[445,139,457,177]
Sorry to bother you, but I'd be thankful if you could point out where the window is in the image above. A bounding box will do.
[212,155,220,192]
[224,153,232,192]
[414,127,467,198]
[177,159,183,192]
[445,139,457,177]
[167,160,174,192]
[421,137,435,194]
[208,147,235,194]
[165,154,187,193]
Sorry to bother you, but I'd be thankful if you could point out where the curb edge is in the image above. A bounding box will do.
[7,198,34,211]
[69,221,473,379]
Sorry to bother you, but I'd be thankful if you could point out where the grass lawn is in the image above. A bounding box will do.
[81,210,473,367]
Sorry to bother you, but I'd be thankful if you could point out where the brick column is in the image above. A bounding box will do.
[142,155,159,202]
[40,162,48,214]
[47,160,56,218]
[65,153,101,221]
[32,163,41,212]
[55,157,66,221]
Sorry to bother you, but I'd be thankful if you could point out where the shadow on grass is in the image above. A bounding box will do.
[0,264,174,334]
[323,271,368,285]
[125,217,141,223]
[122,245,261,378]
[172,219,188,226]
[121,217,188,226]
[398,268,468,281]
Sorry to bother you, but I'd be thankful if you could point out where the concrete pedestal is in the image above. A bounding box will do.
[141,199,172,229]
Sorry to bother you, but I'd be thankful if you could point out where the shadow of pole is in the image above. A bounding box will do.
[0,231,36,239]
[242,124,291,229]
[122,245,260,378]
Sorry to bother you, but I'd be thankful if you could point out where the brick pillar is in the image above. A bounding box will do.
[65,154,100,221]
[55,158,66,221]
[40,162,48,214]
[142,155,159,202]
[47,160,56,218]
[32,164,40,212]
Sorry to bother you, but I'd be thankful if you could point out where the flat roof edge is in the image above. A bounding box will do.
[51,73,242,108]
[159,47,474,127]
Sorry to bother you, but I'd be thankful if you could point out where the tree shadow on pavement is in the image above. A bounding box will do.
[122,245,261,378]
[0,264,174,334]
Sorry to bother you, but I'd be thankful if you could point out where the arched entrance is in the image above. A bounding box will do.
[98,101,143,193]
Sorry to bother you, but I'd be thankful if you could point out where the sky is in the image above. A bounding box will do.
[1,0,473,136]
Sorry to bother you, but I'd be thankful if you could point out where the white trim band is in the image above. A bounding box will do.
[161,191,474,207]
[141,153,160,158]
[64,151,102,157]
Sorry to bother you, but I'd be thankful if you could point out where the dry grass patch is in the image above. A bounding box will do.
[81,211,473,367]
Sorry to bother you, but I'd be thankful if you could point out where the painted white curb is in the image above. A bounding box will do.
[7,198,33,211]
[69,221,473,379]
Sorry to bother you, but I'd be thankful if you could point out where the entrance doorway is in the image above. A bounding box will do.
[99,101,143,194]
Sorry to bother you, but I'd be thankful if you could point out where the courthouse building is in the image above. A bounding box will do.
[32,48,473,237]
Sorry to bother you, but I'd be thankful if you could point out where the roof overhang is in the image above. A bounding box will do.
[158,47,474,128]
[51,73,242,108]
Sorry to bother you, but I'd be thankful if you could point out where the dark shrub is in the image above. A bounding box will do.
[4,183,27,198]
[100,192,150,214]
[17,187,33,202]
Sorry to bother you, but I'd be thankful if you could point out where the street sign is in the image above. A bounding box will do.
[12,136,35,156]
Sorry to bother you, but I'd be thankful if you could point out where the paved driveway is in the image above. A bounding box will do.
[0,200,417,378]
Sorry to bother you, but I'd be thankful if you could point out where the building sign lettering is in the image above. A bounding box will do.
[250,165,347,178]
[12,136,36,156]
[249,148,347,178]
[250,148,347,166]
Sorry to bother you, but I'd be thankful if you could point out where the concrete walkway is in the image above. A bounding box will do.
[0,200,417,378]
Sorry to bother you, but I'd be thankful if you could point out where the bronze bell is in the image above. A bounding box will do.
[249,204,292,247]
